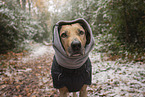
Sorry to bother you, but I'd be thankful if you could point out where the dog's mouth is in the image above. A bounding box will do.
[68,46,85,57]
[69,51,84,57]
[71,51,83,56]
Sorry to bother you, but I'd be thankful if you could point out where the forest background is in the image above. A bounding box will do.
[0,0,144,60]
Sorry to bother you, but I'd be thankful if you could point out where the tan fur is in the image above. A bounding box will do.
[60,23,86,56]
[59,23,87,97]
[59,85,87,97]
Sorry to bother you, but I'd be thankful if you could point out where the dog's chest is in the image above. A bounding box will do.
[51,56,92,92]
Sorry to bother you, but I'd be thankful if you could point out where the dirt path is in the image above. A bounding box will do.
[0,44,59,97]
[0,43,145,97]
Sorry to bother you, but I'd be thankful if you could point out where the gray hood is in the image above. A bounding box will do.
[53,18,94,69]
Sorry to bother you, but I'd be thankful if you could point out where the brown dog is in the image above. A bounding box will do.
[59,23,87,97]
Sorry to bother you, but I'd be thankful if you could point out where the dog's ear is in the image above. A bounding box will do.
[79,23,90,45]
[86,30,90,45]
[58,25,62,34]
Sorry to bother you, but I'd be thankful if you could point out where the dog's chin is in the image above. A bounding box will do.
[72,53,82,57]
[68,51,85,57]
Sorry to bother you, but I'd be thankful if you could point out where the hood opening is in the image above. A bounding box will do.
[57,20,91,45]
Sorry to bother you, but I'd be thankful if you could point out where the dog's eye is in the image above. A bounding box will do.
[79,30,84,35]
[61,33,67,38]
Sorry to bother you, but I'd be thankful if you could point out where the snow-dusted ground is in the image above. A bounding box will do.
[22,43,145,97]
[89,51,145,97]
[22,43,54,63]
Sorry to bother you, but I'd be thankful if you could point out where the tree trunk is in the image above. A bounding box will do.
[122,0,130,44]
[17,0,21,7]
[22,0,26,11]
[28,0,31,15]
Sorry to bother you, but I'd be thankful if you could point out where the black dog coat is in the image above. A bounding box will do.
[51,56,92,92]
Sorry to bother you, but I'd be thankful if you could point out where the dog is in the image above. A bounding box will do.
[51,18,94,97]
[59,23,87,97]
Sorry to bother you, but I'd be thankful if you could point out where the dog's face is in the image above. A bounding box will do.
[60,23,86,57]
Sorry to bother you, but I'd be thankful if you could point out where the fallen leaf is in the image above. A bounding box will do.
[16,85,20,89]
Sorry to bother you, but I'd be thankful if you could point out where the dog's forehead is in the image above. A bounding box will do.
[60,23,84,33]
[71,23,83,28]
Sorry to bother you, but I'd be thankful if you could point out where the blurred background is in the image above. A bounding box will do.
[0,0,144,56]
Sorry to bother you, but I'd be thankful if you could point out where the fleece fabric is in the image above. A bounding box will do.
[52,18,94,69]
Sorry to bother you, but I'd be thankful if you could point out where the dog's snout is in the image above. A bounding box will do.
[71,40,81,51]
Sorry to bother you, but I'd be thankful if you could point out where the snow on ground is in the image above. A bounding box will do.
[21,43,145,97]
[22,43,54,63]
[89,50,145,97]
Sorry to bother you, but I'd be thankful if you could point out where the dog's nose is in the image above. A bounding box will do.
[71,40,81,51]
